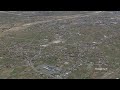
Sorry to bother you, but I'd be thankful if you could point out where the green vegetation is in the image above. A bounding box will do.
[0,11,120,79]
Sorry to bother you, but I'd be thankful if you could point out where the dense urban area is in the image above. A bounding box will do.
[0,11,120,79]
